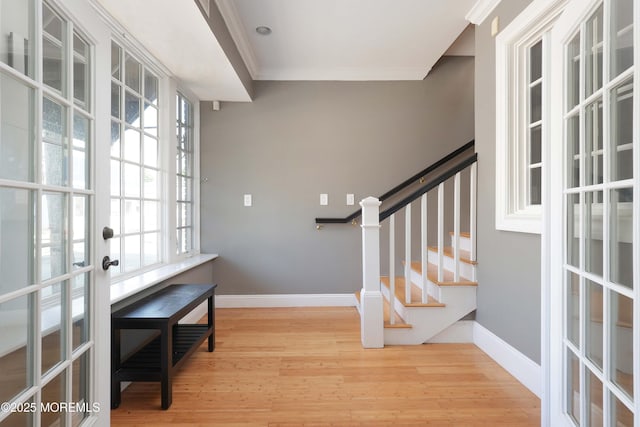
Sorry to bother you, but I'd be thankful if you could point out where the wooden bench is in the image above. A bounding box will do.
[111,284,216,409]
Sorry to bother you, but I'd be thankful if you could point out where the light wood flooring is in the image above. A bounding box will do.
[111,307,540,426]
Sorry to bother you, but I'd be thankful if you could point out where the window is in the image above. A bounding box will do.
[495,0,567,233]
[110,41,162,277]
[176,93,195,255]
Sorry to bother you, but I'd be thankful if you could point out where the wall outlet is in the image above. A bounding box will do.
[320,193,328,206]
[346,193,355,206]
[243,194,252,207]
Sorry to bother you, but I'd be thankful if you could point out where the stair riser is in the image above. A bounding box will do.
[380,280,410,321]
[450,235,471,252]
[427,250,475,280]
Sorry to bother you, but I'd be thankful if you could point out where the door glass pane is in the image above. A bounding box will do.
[111,82,120,119]
[42,4,65,94]
[587,280,603,369]
[1,0,34,76]
[567,272,580,347]
[73,32,89,108]
[110,237,121,276]
[144,102,157,136]
[0,295,31,404]
[0,74,35,182]
[123,164,140,198]
[567,114,580,188]
[586,98,603,186]
[530,82,542,123]
[567,193,580,268]
[530,167,542,205]
[530,40,542,82]
[72,274,89,351]
[111,42,121,81]
[611,0,634,78]
[72,195,88,269]
[1,403,33,426]
[0,188,33,294]
[42,97,68,187]
[71,352,89,426]
[124,128,141,163]
[110,160,120,197]
[585,191,603,277]
[610,188,633,289]
[610,79,633,182]
[41,192,67,281]
[41,372,65,427]
[123,200,140,233]
[144,70,157,104]
[585,4,604,98]
[73,112,89,189]
[587,370,603,426]
[611,291,633,398]
[125,91,140,126]
[41,282,63,374]
[567,350,581,424]
[110,199,120,235]
[611,392,634,426]
[567,33,581,110]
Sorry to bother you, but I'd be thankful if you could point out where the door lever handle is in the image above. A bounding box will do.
[102,256,119,271]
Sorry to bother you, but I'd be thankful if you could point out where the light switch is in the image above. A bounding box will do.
[320,193,328,206]
[346,193,355,206]
[244,194,252,207]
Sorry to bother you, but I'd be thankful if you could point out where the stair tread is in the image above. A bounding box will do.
[380,276,445,307]
[409,261,478,286]
[427,246,478,265]
[355,291,412,328]
[449,231,471,239]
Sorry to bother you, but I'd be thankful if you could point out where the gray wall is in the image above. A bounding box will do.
[474,0,541,363]
[200,56,475,295]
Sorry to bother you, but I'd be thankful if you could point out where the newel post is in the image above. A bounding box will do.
[360,196,384,348]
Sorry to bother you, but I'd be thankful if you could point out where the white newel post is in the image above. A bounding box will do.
[360,196,384,348]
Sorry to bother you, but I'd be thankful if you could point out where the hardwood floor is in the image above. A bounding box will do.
[111,307,540,426]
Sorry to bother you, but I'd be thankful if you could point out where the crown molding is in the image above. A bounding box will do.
[215,0,259,80]
[257,66,431,81]
[465,0,502,24]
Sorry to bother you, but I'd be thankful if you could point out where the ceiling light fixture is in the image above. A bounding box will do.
[255,26,272,36]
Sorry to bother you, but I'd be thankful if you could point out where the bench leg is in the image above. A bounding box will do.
[208,295,215,352]
[111,326,121,409]
[160,324,172,409]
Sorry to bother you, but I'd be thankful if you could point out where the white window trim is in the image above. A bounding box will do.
[495,0,567,234]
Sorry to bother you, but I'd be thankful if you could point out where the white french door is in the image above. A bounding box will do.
[0,0,110,425]
[549,0,638,425]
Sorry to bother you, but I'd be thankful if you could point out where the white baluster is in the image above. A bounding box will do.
[437,183,444,283]
[420,193,428,303]
[404,204,411,304]
[360,197,383,348]
[454,172,461,282]
[389,214,396,325]
[470,162,477,265]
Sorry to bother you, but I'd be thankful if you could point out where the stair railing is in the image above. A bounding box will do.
[359,153,477,348]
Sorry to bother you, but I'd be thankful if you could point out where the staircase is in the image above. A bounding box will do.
[357,153,478,347]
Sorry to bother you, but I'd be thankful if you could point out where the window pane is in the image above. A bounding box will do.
[566,350,580,424]
[73,112,89,189]
[586,280,603,369]
[611,391,634,426]
[123,200,140,234]
[41,282,63,374]
[566,193,580,268]
[567,114,580,188]
[124,54,141,92]
[144,102,157,136]
[585,5,603,97]
[111,41,121,80]
[123,235,140,272]
[530,40,542,82]
[530,82,542,123]
[42,4,65,94]
[71,352,89,427]
[567,33,580,110]
[110,199,121,235]
[72,195,88,269]
[111,120,121,158]
[111,82,120,119]
[0,188,33,294]
[72,274,89,351]
[73,33,89,108]
[1,0,34,76]
[610,188,633,289]
[143,168,158,199]
[585,191,603,277]
[144,70,158,104]
[611,79,633,182]
[585,99,603,186]
[143,201,159,231]
[610,291,633,398]
[0,74,35,182]
[41,372,65,427]
[586,370,603,426]
[110,237,121,276]
[42,192,67,281]
[530,125,542,164]
[123,164,140,198]
[110,160,120,197]
[611,0,634,78]
[566,272,580,347]
[0,295,31,404]
[42,97,68,187]
[530,167,541,205]
[125,91,140,126]
[143,232,159,266]
[123,128,141,163]
[144,135,158,167]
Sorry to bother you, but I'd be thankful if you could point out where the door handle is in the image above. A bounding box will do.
[102,256,119,271]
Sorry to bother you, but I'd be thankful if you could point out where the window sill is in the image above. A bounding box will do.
[110,253,219,304]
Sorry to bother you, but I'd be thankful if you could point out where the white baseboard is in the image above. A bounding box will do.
[473,322,542,398]
[215,293,357,308]
[427,320,475,343]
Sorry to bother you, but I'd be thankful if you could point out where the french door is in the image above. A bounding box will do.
[0,0,110,425]
[550,0,638,425]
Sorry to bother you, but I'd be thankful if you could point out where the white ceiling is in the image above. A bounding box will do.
[217,0,477,81]
[93,0,487,101]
